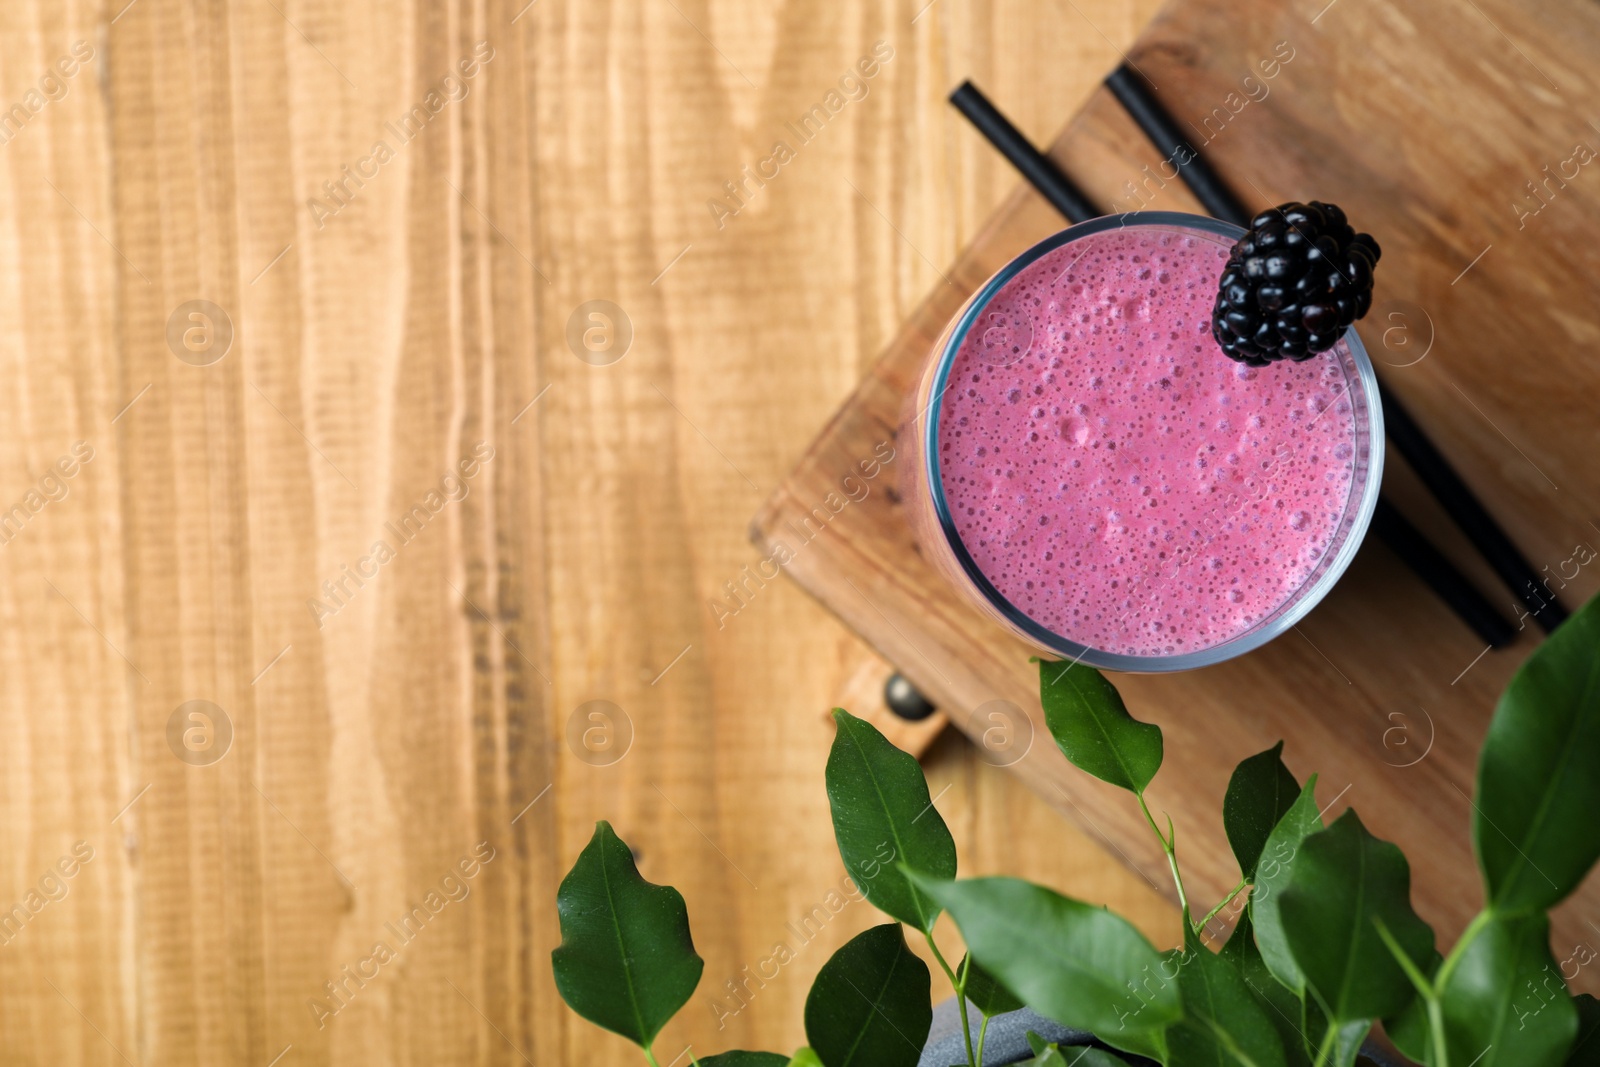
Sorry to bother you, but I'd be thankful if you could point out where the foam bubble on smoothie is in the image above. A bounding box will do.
[936,227,1358,657]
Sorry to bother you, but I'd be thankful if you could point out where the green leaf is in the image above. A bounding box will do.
[961,953,1024,1018]
[1436,911,1577,1067]
[1020,1044,1070,1067]
[1384,995,1433,1065]
[803,924,931,1067]
[825,709,958,933]
[1225,743,1302,881]
[1221,908,1315,1067]
[1568,993,1600,1065]
[1249,778,1323,991]
[1279,810,1435,1022]
[1065,1052,1132,1067]
[1218,908,1253,965]
[785,1050,824,1067]
[701,1055,790,1067]
[1166,927,1289,1067]
[551,822,704,1048]
[1029,1044,1070,1066]
[1018,1045,1132,1066]
[1476,590,1600,914]
[1039,660,1163,793]
[908,872,1178,1060]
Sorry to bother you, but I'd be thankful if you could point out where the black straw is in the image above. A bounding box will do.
[1380,394,1567,632]
[1371,500,1516,647]
[1101,61,1558,634]
[950,82,1100,225]
[1103,66,1252,228]
[949,78,1512,644]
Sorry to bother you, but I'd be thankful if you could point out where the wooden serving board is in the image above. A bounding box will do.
[753,0,1600,979]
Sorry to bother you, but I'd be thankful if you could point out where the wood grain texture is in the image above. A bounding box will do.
[0,1,1174,1064]
[753,0,1600,1013]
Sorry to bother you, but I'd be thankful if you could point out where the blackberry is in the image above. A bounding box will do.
[1210,201,1381,366]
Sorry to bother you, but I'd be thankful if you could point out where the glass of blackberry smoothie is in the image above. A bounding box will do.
[903,212,1383,672]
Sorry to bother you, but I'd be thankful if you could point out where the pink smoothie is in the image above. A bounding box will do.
[935,225,1358,657]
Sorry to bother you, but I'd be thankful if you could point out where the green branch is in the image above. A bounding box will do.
[1195,877,1249,937]
[926,930,978,1067]
[1310,1022,1338,1067]
[1138,792,1193,923]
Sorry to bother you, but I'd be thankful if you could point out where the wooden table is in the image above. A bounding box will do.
[0,2,1175,1065]
[754,0,1600,1011]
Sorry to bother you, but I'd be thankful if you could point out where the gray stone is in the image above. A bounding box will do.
[918,998,1153,1066]
[918,997,1403,1066]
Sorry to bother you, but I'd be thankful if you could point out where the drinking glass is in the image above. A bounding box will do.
[901,212,1384,672]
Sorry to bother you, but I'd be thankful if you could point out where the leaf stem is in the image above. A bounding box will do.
[1310,1022,1337,1067]
[1137,792,1192,922]
[1427,995,1450,1067]
[1194,877,1249,937]
[925,930,978,1067]
[643,1045,664,1067]
[976,1015,990,1067]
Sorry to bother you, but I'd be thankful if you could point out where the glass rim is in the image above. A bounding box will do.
[920,210,1386,673]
